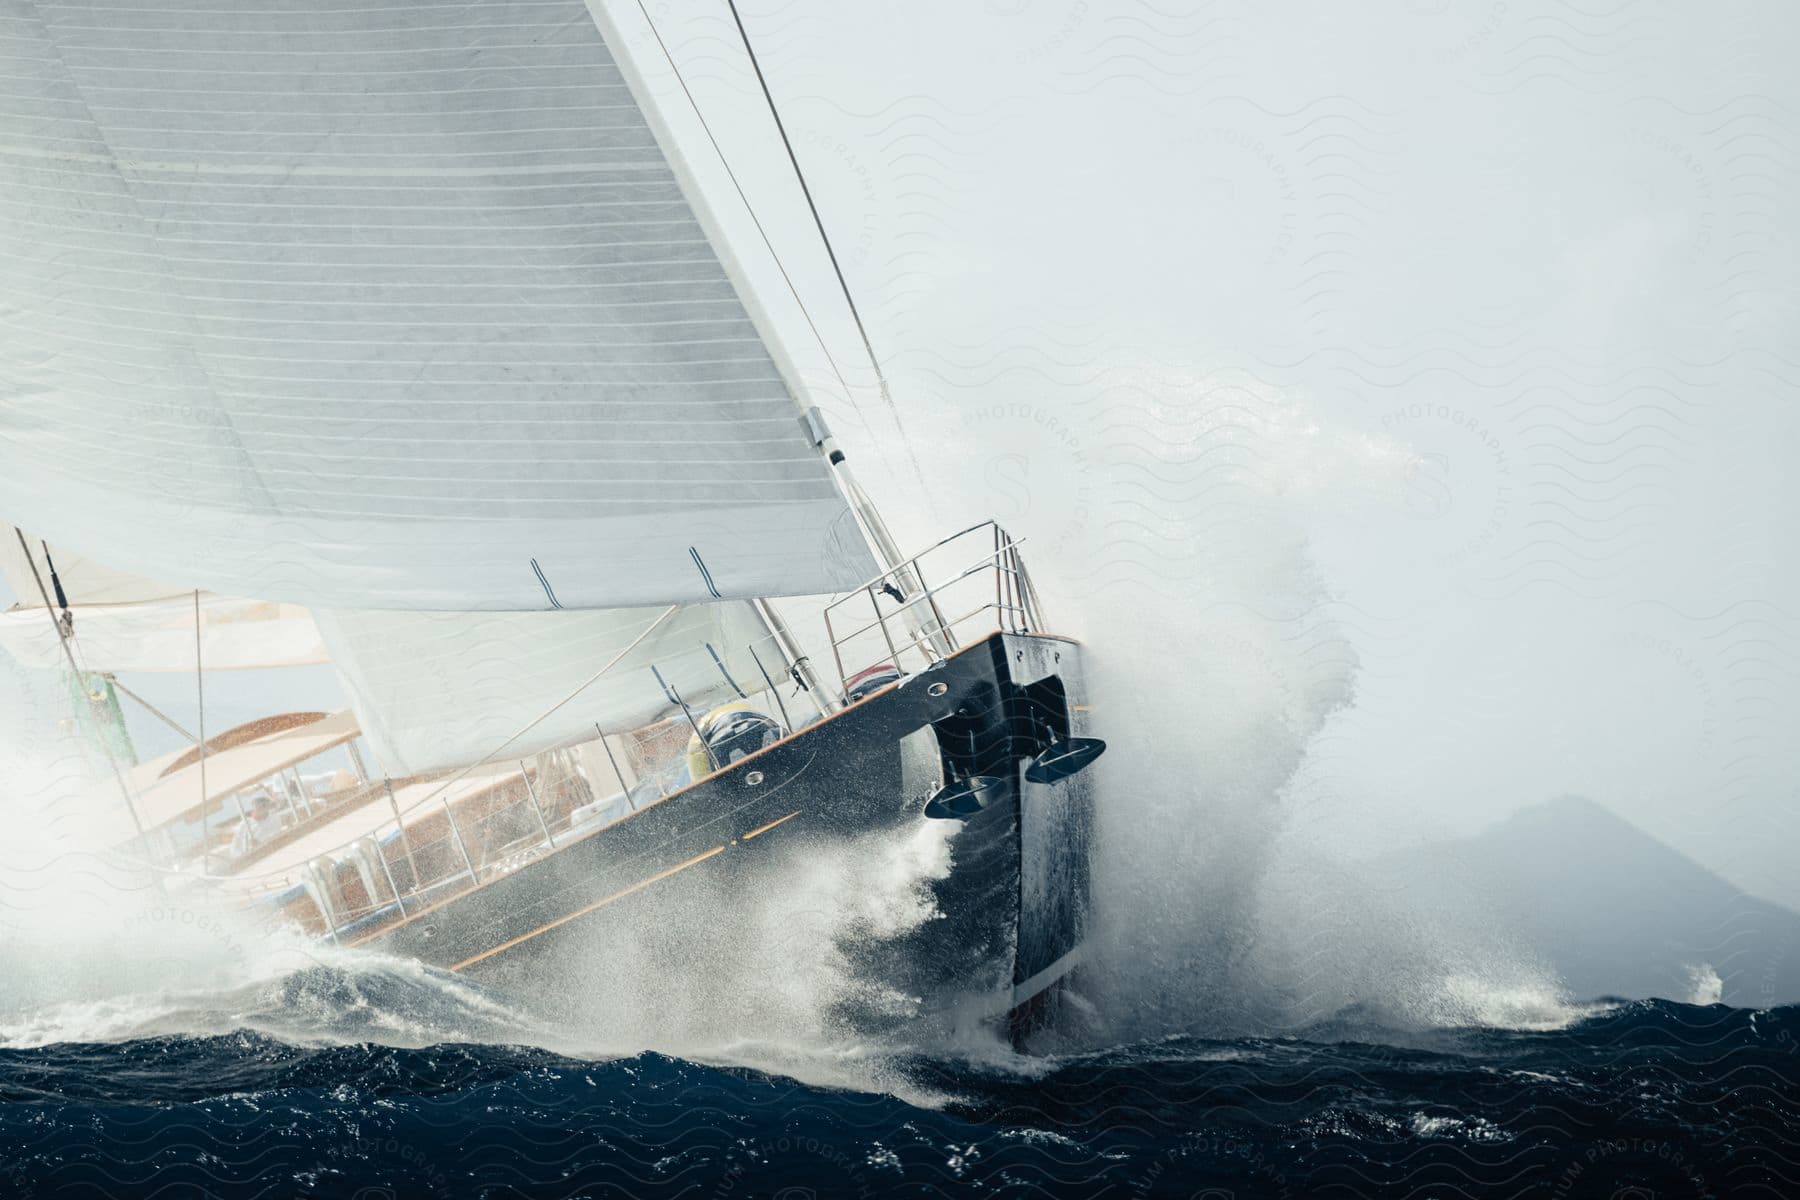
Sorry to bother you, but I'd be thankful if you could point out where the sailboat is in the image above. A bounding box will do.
[0,0,1104,1046]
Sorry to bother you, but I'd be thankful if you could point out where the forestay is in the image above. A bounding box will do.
[0,0,874,611]
[314,602,774,777]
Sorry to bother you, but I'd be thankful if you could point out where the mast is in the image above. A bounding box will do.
[797,407,952,660]
[750,597,833,712]
[798,407,909,587]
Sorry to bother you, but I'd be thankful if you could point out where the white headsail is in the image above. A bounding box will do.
[0,536,328,673]
[0,537,186,608]
[314,603,777,777]
[0,0,874,611]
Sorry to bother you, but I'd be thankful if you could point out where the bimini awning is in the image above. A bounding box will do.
[128,710,362,833]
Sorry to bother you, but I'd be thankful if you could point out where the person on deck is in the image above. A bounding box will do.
[229,794,283,858]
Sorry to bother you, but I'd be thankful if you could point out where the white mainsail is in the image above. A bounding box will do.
[0,0,875,612]
[0,536,328,672]
[314,603,777,777]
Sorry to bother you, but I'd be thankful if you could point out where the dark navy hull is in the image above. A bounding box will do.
[350,631,1097,1046]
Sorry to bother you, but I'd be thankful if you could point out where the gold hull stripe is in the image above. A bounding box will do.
[446,809,805,973]
[449,844,726,972]
[740,810,800,841]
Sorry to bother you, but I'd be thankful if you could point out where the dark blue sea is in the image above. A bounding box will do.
[1,979,1793,1199]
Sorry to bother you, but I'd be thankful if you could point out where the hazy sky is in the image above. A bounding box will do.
[5,2,1796,906]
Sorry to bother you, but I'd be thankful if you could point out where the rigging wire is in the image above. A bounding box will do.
[724,4,896,402]
[722,0,928,489]
[631,0,851,399]
[632,0,927,490]
[108,674,198,742]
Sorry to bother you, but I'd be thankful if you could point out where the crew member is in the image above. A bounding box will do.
[230,793,283,857]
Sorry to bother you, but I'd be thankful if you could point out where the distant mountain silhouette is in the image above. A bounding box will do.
[1372,796,1800,1007]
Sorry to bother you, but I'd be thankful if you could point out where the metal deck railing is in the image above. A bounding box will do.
[822,521,1044,687]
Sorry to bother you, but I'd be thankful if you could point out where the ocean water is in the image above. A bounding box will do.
[0,955,1793,1200]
